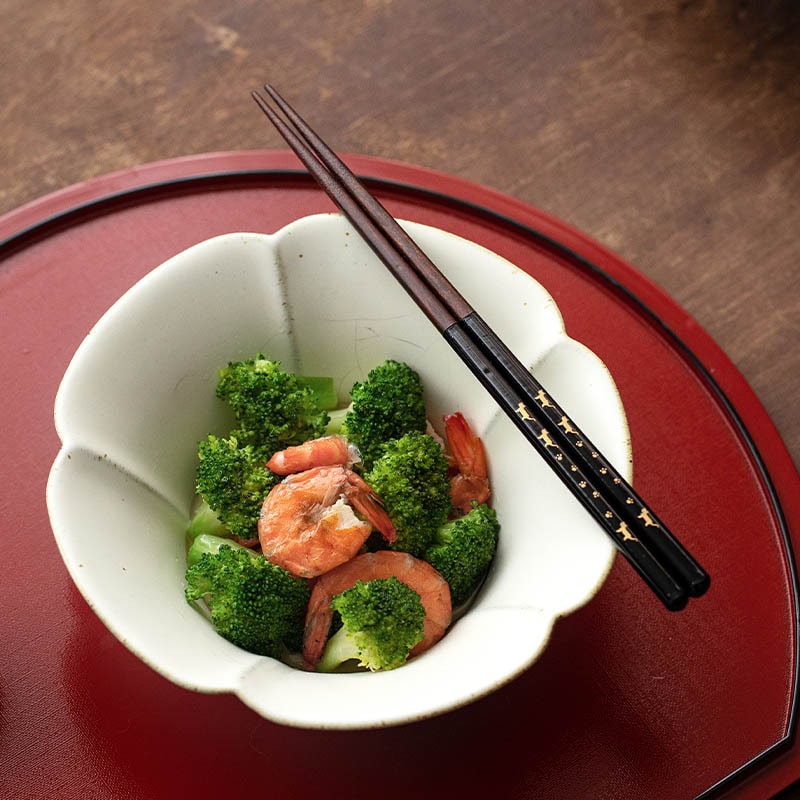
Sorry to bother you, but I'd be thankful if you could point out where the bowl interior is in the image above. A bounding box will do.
[46,213,630,728]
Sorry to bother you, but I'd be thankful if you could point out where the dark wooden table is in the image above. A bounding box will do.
[2,2,799,798]
[3,0,798,471]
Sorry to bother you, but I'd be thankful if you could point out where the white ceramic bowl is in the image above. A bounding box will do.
[46,213,631,729]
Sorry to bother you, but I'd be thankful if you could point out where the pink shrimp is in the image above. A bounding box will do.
[444,411,491,515]
[258,465,396,579]
[302,550,452,669]
[266,435,359,475]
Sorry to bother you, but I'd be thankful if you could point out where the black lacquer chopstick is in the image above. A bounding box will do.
[252,83,710,610]
[254,82,709,599]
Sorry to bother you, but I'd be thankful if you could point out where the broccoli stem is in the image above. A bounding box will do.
[187,533,258,568]
[324,405,352,436]
[317,626,363,673]
[186,498,231,543]
[296,375,338,411]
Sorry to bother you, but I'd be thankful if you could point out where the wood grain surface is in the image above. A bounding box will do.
[1,2,799,798]
[3,1,797,474]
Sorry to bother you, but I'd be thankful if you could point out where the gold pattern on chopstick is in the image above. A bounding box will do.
[638,508,659,527]
[616,522,638,542]
[537,428,558,448]
[514,401,534,421]
[558,415,577,435]
[534,389,553,408]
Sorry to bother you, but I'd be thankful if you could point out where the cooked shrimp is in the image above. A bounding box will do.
[266,435,359,475]
[444,411,491,515]
[231,534,260,549]
[303,550,452,669]
[257,465,395,579]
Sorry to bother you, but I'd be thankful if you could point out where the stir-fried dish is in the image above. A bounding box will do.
[184,356,499,672]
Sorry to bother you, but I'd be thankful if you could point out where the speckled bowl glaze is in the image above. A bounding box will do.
[46,213,630,729]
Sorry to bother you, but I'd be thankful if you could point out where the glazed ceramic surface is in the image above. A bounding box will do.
[46,213,630,728]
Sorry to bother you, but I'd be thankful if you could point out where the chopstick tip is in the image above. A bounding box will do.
[251,90,270,114]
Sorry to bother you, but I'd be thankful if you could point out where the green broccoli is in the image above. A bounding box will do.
[324,405,350,436]
[294,374,338,411]
[185,536,310,657]
[364,431,451,556]
[195,434,280,540]
[317,577,425,672]
[334,360,427,469]
[185,497,231,543]
[186,532,253,567]
[425,503,500,606]
[215,355,330,452]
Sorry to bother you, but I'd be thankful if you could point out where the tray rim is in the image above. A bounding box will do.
[2,149,798,799]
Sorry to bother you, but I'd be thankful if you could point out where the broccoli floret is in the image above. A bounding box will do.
[216,355,330,452]
[185,537,310,657]
[195,434,280,540]
[364,431,451,556]
[338,360,427,469]
[317,577,425,672]
[425,503,499,606]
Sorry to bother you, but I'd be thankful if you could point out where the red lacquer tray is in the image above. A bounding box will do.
[1,152,798,800]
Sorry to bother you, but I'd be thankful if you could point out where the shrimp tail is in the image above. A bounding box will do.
[345,473,397,543]
[444,412,487,475]
[444,412,491,515]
